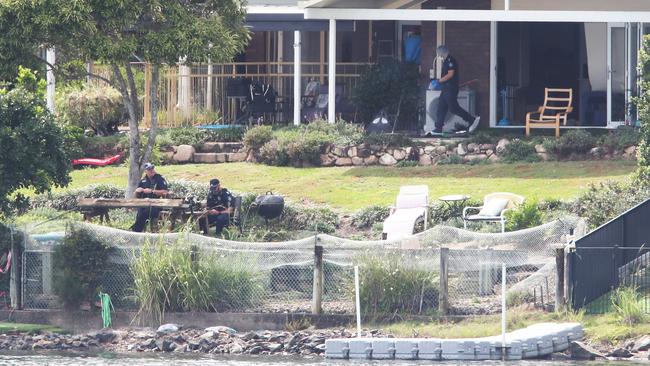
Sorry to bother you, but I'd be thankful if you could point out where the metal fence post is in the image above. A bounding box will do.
[555,246,565,311]
[9,228,22,310]
[565,249,574,309]
[439,247,449,315]
[311,245,324,315]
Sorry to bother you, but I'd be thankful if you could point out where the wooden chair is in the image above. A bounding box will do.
[525,88,573,137]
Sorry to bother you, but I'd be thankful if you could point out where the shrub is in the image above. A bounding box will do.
[243,125,274,150]
[611,287,645,326]
[543,130,597,158]
[204,126,246,142]
[259,139,290,166]
[507,291,534,307]
[352,61,420,127]
[53,225,111,309]
[131,236,261,324]
[635,35,650,182]
[79,134,128,158]
[363,133,414,148]
[357,251,438,316]
[285,130,331,166]
[281,203,339,234]
[570,180,650,228]
[351,205,390,229]
[159,128,206,148]
[437,154,465,165]
[56,84,126,135]
[600,126,640,151]
[31,184,126,211]
[305,120,364,146]
[501,139,541,163]
[505,200,543,231]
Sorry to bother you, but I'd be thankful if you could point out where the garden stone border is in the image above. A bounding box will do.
[163,139,638,166]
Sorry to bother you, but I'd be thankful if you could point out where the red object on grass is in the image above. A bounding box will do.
[72,154,122,167]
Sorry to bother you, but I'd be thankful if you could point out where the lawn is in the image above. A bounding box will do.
[62,160,636,211]
[0,322,66,334]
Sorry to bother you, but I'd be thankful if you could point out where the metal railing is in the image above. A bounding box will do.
[92,62,370,127]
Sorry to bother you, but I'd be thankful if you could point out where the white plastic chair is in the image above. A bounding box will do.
[382,185,429,240]
[462,192,525,233]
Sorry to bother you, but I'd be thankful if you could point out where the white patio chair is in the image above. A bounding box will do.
[462,192,525,233]
[382,185,429,240]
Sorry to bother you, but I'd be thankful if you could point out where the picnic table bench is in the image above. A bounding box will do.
[77,198,190,231]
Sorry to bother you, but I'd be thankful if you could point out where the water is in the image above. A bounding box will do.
[0,354,640,366]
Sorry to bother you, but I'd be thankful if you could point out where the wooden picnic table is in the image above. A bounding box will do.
[77,198,190,231]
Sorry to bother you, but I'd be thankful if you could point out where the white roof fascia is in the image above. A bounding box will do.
[303,8,650,22]
[247,5,304,14]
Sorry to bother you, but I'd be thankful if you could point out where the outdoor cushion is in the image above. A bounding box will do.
[478,198,509,217]
[466,214,502,221]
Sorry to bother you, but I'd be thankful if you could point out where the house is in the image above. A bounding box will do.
[237,0,650,131]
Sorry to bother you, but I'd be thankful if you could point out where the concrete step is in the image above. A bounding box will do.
[199,142,244,153]
[193,152,247,164]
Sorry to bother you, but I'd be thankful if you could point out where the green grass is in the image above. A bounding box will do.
[0,322,66,334]
[376,308,650,346]
[62,160,635,211]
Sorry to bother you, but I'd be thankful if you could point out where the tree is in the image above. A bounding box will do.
[0,0,249,196]
[0,67,71,216]
[636,35,650,183]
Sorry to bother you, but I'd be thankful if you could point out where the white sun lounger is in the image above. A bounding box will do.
[382,185,429,240]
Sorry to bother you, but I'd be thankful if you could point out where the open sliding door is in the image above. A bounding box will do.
[607,22,642,126]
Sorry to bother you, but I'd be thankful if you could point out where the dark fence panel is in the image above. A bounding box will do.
[571,198,650,310]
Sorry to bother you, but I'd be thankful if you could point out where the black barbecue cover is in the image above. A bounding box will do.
[254,192,285,220]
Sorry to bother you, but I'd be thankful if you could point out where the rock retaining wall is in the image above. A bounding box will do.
[163,139,638,166]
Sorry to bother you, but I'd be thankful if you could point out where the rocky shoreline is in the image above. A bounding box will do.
[1,324,649,362]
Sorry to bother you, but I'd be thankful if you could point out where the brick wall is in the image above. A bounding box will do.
[421,0,492,127]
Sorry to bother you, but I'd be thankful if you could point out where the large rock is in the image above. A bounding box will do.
[479,144,495,151]
[457,143,467,156]
[193,153,218,164]
[534,144,547,153]
[157,324,180,334]
[201,142,221,153]
[589,147,604,157]
[436,145,448,155]
[173,145,195,163]
[335,157,352,166]
[419,154,432,166]
[229,152,247,162]
[424,145,435,154]
[538,152,550,161]
[488,154,500,162]
[569,341,606,360]
[347,146,358,158]
[332,146,347,157]
[464,154,488,162]
[320,154,336,167]
[467,143,479,153]
[485,149,494,157]
[357,147,371,158]
[364,155,378,165]
[379,154,398,166]
[607,348,633,358]
[496,139,510,154]
[393,149,407,161]
[351,157,364,166]
[632,335,650,352]
[624,145,637,160]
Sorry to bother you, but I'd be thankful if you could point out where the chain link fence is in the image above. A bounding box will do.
[20,217,582,317]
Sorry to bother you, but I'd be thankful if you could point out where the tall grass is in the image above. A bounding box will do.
[131,235,263,325]
[356,251,438,316]
[611,287,646,326]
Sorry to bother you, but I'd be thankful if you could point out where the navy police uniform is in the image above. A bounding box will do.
[199,187,234,236]
[131,173,168,232]
[436,54,475,131]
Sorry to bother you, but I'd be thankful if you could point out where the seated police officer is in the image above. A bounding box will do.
[199,178,233,236]
[131,163,169,232]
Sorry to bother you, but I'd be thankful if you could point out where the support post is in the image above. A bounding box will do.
[311,245,324,315]
[555,246,565,311]
[9,228,22,310]
[439,247,449,315]
[293,30,302,126]
[45,48,56,113]
[206,59,213,111]
[328,19,336,124]
[564,249,574,309]
[144,63,151,124]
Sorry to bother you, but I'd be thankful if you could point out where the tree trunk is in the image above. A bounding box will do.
[112,63,141,198]
[142,64,159,166]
